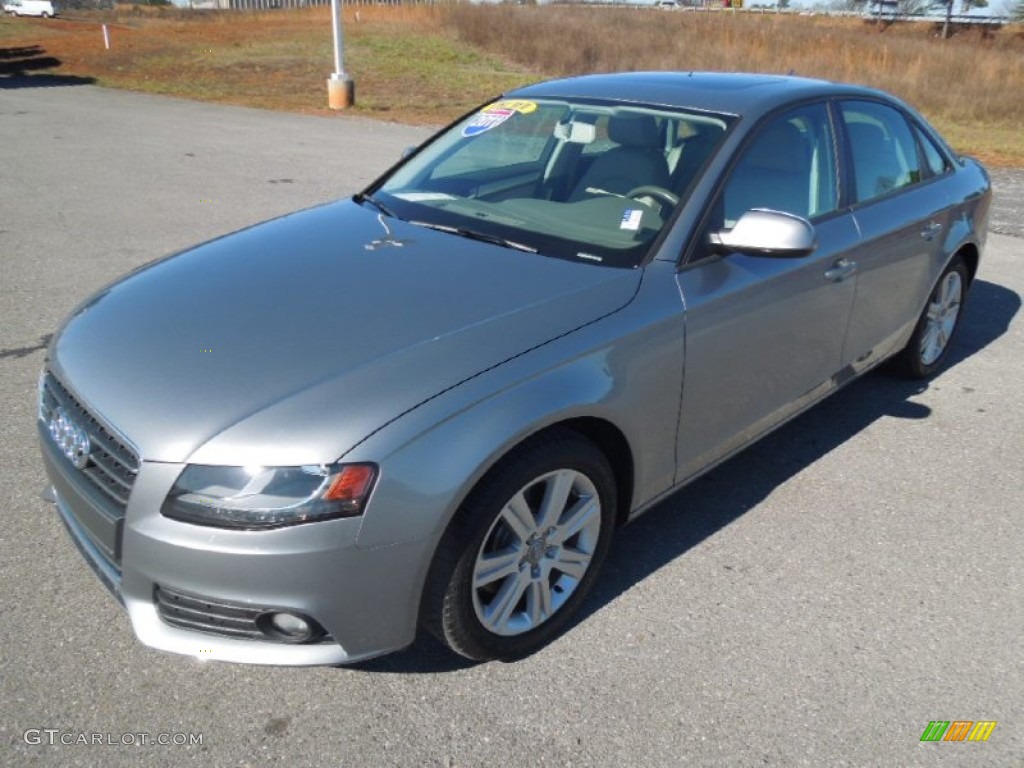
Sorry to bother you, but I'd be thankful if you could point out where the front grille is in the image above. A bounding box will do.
[155,585,267,640]
[41,373,140,517]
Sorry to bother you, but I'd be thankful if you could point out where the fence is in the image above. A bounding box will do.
[189,0,435,8]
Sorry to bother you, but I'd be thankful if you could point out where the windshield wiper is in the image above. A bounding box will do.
[408,221,537,253]
[354,192,400,220]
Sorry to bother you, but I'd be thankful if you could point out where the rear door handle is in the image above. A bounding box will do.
[824,258,857,282]
[920,221,943,241]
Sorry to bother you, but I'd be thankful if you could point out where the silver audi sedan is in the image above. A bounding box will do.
[38,73,990,665]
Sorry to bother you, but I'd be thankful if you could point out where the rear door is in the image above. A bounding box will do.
[674,102,860,482]
[838,100,956,372]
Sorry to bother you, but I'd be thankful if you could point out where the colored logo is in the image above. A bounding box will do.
[489,99,537,115]
[462,107,515,138]
[920,721,997,742]
[461,100,537,138]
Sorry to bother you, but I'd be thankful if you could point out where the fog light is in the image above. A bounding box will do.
[256,611,324,644]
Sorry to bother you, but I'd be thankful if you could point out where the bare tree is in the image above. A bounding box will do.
[937,0,989,38]
[899,0,931,12]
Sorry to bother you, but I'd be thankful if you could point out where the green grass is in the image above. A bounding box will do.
[345,23,532,120]
[0,16,62,41]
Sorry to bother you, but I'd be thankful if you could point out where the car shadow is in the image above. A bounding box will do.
[0,45,46,59]
[349,278,1019,674]
[0,45,95,87]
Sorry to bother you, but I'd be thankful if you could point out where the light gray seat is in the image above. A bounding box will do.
[845,121,900,201]
[724,121,810,224]
[568,114,671,202]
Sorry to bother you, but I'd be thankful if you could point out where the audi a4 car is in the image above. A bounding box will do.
[38,73,990,665]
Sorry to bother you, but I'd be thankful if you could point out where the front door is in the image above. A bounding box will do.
[674,102,859,482]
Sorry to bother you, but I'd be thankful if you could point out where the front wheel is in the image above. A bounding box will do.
[894,255,969,379]
[422,429,617,661]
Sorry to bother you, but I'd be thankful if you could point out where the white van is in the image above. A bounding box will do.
[4,0,58,17]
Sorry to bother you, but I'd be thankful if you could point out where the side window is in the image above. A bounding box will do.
[841,101,922,203]
[914,123,950,178]
[719,103,838,229]
[430,104,562,181]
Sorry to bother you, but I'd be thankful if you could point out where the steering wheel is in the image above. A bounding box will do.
[626,186,679,207]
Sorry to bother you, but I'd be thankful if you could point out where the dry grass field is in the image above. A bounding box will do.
[452,6,1024,167]
[1,5,1022,165]
[0,6,532,121]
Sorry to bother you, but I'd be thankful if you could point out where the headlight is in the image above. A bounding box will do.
[161,463,377,530]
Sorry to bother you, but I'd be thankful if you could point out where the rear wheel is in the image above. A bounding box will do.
[894,254,969,379]
[422,429,616,661]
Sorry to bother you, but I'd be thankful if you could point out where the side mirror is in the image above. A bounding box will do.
[400,146,417,160]
[709,209,817,258]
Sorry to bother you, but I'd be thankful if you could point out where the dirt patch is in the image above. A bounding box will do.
[0,8,532,124]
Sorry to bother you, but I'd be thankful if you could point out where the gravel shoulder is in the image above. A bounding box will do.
[989,168,1024,239]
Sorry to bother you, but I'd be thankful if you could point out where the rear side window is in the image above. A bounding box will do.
[914,124,950,178]
[841,101,921,204]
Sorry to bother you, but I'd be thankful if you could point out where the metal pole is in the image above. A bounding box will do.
[330,0,344,77]
[327,0,354,109]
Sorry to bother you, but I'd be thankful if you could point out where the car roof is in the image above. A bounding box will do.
[509,72,889,117]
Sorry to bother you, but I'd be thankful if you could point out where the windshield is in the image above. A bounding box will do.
[371,97,731,268]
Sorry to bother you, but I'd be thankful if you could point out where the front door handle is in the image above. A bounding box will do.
[920,221,943,241]
[824,258,857,282]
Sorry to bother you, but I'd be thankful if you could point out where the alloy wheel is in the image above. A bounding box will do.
[471,469,602,636]
[920,270,962,366]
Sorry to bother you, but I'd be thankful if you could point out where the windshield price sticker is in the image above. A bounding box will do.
[489,99,537,114]
[463,108,516,137]
[462,100,538,138]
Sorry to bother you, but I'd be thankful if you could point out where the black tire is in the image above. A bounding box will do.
[892,255,969,379]
[421,428,617,662]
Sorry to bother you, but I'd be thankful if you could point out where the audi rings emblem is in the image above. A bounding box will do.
[48,406,91,469]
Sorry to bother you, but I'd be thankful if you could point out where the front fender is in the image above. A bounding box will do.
[349,261,686,549]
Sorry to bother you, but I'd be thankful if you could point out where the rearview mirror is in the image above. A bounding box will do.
[400,146,417,159]
[709,209,817,258]
[553,121,596,145]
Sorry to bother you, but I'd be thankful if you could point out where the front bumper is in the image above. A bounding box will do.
[39,424,436,666]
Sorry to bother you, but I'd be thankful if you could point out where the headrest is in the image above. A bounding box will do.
[608,114,661,149]
[744,121,809,173]
[845,121,887,150]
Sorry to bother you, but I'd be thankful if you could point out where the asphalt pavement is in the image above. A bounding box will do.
[0,83,1020,768]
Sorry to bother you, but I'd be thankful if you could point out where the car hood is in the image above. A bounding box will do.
[50,200,641,465]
